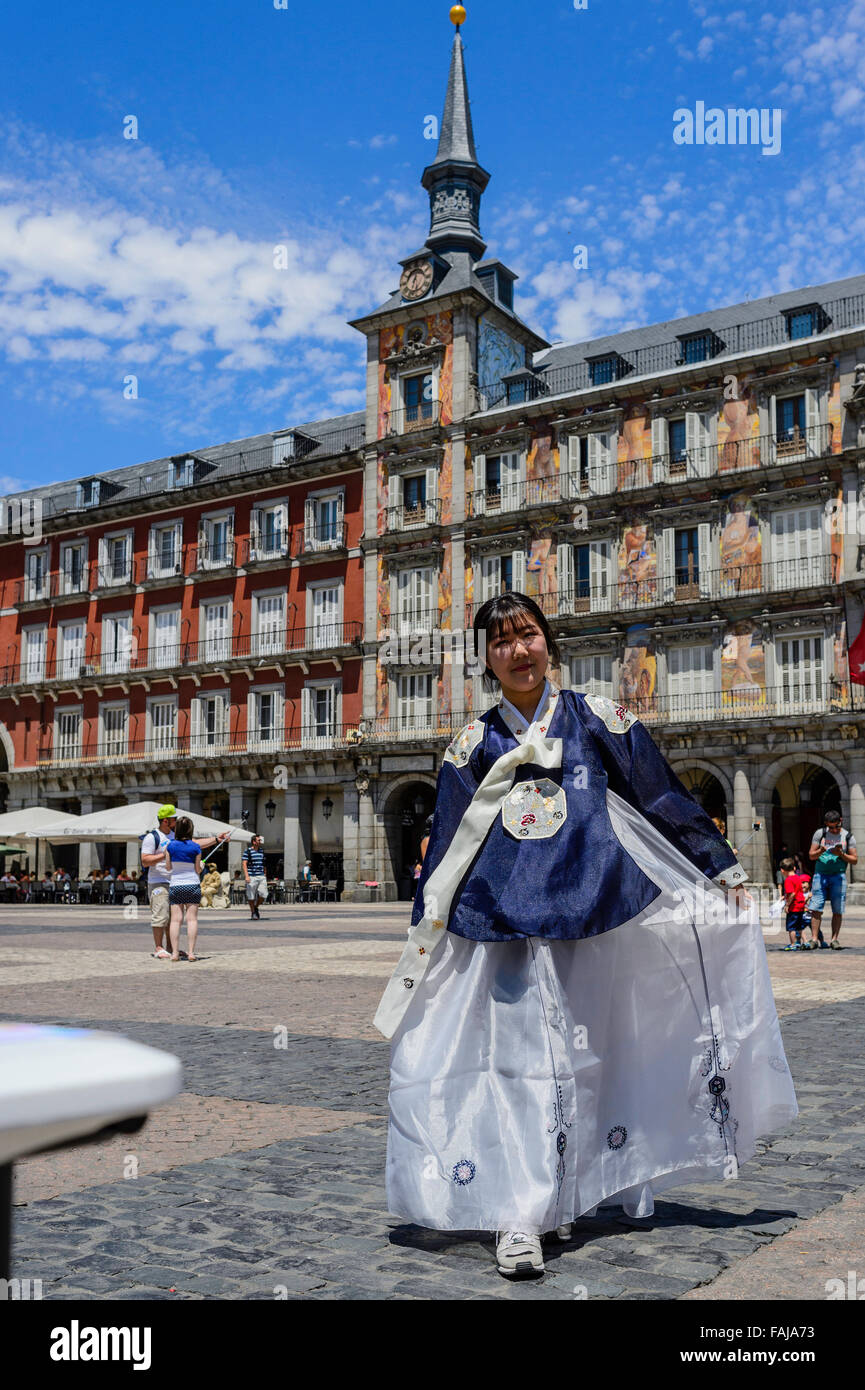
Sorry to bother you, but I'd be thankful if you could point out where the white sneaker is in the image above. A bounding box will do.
[495,1230,544,1277]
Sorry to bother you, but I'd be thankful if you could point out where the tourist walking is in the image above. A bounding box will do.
[375,591,797,1279]
[806,809,858,949]
[162,816,203,961]
[242,835,267,919]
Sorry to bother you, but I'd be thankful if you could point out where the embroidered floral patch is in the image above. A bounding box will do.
[452,1158,476,1186]
[443,720,485,767]
[607,1125,628,1150]
[501,777,567,841]
[584,692,638,734]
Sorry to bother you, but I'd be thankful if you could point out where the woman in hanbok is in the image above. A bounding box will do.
[374,593,798,1278]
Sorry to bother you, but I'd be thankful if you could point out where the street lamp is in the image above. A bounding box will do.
[322,795,334,821]
[265,798,276,822]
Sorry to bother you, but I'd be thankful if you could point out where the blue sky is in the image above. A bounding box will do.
[1,0,863,491]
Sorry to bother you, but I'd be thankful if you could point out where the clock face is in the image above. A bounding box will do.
[400,260,434,301]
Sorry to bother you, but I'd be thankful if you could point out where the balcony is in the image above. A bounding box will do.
[378,608,441,638]
[239,536,289,567]
[189,539,237,575]
[36,720,372,768]
[384,498,442,534]
[623,684,863,726]
[293,522,348,560]
[463,552,837,627]
[1,622,364,691]
[382,400,442,437]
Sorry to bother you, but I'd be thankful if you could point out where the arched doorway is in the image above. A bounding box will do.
[383,780,437,900]
[679,768,728,823]
[772,763,842,870]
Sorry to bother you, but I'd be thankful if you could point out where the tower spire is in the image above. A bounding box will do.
[421,7,490,261]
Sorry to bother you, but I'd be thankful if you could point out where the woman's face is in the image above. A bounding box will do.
[486,614,549,701]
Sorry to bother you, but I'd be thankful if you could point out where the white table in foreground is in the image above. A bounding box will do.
[0,1022,183,1279]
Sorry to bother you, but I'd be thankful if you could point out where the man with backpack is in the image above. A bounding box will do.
[141,803,230,957]
[806,809,858,950]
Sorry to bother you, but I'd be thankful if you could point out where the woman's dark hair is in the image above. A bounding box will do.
[473,591,561,690]
[174,815,194,842]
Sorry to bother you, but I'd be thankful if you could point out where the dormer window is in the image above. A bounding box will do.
[170,457,196,488]
[783,304,827,340]
[587,353,628,387]
[76,478,101,508]
[675,330,722,365]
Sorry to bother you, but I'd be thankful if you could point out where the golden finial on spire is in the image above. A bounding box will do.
[450,5,466,28]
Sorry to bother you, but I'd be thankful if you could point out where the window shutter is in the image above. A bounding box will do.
[558,542,574,614]
[604,430,618,492]
[304,495,316,548]
[512,547,526,593]
[805,387,820,453]
[590,541,612,613]
[501,452,521,510]
[225,512,235,562]
[425,466,438,524]
[473,453,486,515]
[274,687,285,748]
[697,522,712,597]
[189,697,203,754]
[659,526,676,604]
[147,527,158,578]
[300,685,312,746]
[197,518,206,566]
[587,434,614,495]
[247,690,256,747]
[335,491,344,544]
[98,536,107,580]
[565,436,580,500]
[249,509,261,560]
[651,416,667,482]
[480,553,499,600]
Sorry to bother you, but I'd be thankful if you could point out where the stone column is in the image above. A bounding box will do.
[77,796,97,877]
[847,750,865,890]
[732,766,759,882]
[356,780,377,900]
[283,784,301,882]
[341,783,360,899]
[228,787,248,875]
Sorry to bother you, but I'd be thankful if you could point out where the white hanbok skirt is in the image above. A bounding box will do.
[385,792,799,1234]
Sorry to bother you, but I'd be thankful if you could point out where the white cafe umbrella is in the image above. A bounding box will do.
[31,801,254,844]
[0,808,79,839]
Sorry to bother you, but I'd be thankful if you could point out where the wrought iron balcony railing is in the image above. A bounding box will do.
[293,522,348,557]
[384,498,442,533]
[381,400,442,436]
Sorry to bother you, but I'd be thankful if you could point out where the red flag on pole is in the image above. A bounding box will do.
[849,620,865,687]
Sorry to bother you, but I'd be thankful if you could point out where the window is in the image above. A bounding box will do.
[669,418,687,465]
[570,654,613,698]
[149,698,177,753]
[776,635,823,706]
[479,550,525,602]
[301,682,338,746]
[58,621,85,679]
[558,541,612,614]
[102,613,133,675]
[303,492,344,551]
[76,479,100,508]
[474,452,521,514]
[674,528,700,592]
[150,608,181,667]
[786,309,817,340]
[485,456,501,497]
[200,513,234,569]
[776,394,806,442]
[667,645,714,717]
[403,371,434,425]
[404,474,426,516]
[25,548,49,601]
[249,687,283,749]
[192,692,229,753]
[56,708,82,760]
[771,506,822,590]
[396,672,433,733]
[589,355,617,386]
[102,704,128,756]
[310,585,340,650]
[170,458,196,488]
[396,567,434,634]
[253,592,285,655]
[568,432,616,495]
[60,542,88,595]
[21,627,47,682]
[149,522,182,578]
[201,601,231,661]
[680,333,711,364]
[100,532,132,586]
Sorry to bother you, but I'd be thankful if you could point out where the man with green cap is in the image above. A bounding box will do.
[141,803,230,958]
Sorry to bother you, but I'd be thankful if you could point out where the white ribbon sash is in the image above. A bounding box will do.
[373,734,563,1039]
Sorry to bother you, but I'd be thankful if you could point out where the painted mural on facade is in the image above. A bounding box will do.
[721,620,766,707]
[619,625,657,714]
[477,316,525,395]
[719,493,761,595]
[618,518,657,606]
[718,378,760,473]
[377,310,454,437]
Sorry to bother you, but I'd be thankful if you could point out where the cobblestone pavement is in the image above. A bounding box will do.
[4,902,865,1300]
